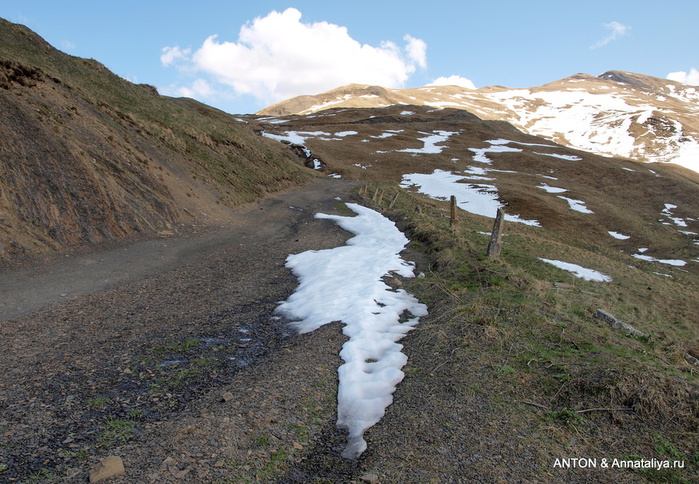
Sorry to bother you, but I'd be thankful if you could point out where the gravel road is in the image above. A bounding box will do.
[0,178,369,482]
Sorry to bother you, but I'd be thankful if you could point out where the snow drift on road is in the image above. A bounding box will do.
[277,203,427,459]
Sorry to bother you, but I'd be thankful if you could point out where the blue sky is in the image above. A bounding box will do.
[2,0,697,114]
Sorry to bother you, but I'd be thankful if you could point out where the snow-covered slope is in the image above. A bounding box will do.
[258,71,699,173]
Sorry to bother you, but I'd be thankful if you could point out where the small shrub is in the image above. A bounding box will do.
[548,408,583,426]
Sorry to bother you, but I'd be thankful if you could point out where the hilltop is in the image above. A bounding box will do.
[258,71,699,173]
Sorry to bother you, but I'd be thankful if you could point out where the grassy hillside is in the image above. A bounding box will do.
[0,18,311,261]
[244,107,699,480]
[252,105,699,277]
[350,182,698,482]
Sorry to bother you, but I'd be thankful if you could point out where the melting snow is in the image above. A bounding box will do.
[302,94,354,114]
[538,258,613,282]
[608,231,631,240]
[400,169,540,226]
[482,88,699,172]
[468,138,576,164]
[533,152,582,161]
[558,196,594,214]
[469,140,522,164]
[395,130,458,154]
[661,203,688,227]
[653,272,673,278]
[537,183,567,194]
[262,130,329,144]
[632,253,687,266]
[277,204,427,459]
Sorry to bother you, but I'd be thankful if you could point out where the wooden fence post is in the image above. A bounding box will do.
[449,195,459,231]
[487,208,505,258]
[388,191,399,209]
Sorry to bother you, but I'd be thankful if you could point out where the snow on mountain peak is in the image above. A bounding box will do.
[258,71,699,173]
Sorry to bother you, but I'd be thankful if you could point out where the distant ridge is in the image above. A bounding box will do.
[258,71,699,172]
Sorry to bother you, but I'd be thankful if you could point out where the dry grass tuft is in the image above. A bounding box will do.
[610,374,699,426]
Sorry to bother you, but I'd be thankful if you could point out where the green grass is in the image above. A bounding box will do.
[87,396,109,408]
[151,338,202,358]
[362,181,698,480]
[97,418,136,447]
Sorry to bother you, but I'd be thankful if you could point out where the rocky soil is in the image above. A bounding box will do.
[0,179,371,482]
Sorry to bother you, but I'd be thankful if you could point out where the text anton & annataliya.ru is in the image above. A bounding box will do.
[553,457,685,470]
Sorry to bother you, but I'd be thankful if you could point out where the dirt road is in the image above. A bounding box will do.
[0,178,358,321]
[0,178,368,482]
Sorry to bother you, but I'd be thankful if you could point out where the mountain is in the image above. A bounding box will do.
[1,18,698,483]
[258,72,699,173]
[0,18,310,262]
[249,102,699,276]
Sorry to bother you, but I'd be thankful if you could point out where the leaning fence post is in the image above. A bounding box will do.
[487,208,505,258]
[449,195,459,231]
[388,191,399,209]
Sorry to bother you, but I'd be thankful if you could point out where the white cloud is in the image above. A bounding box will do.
[160,46,192,67]
[161,8,427,106]
[591,21,631,49]
[171,79,215,98]
[427,75,476,89]
[404,35,427,69]
[667,68,699,85]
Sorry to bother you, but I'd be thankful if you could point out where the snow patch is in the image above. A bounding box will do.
[538,258,612,282]
[262,130,330,144]
[277,204,427,459]
[400,169,540,226]
[661,203,688,228]
[632,254,686,266]
[533,152,582,161]
[395,130,458,154]
[537,183,567,194]
[608,231,631,240]
[469,140,522,164]
[558,196,594,214]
